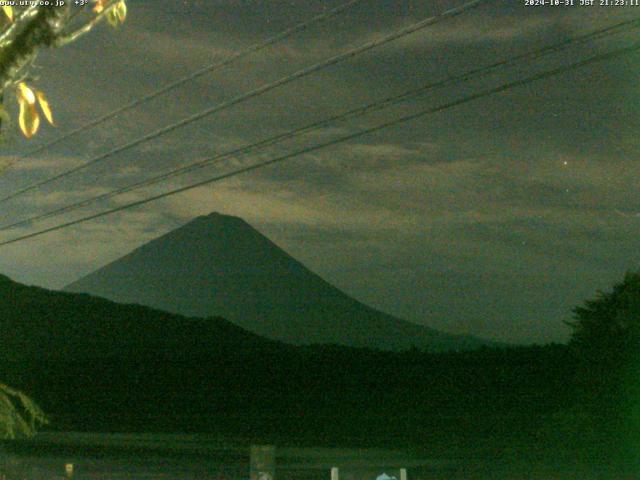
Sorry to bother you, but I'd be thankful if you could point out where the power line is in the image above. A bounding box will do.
[1,16,637,232]
[1,40,637,247]
[0,0,486,205]
[6,0,369,166]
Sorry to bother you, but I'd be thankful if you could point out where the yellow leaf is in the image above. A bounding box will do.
[2,6,13,22]
[106,1,127,27]
[93,0,107,13]
[36,91,54,125]
[16,83,41,138]
[17,83,36,106]
[19,99,40,139]
[106,9,118,27]
[115,1,127,22]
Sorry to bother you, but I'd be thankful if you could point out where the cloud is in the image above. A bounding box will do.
[1,154,83,173]
[387,12,558,49]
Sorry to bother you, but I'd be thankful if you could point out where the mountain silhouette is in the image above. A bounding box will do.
[65,212,488,351]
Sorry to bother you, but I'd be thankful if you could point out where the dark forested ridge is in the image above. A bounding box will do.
[0,273,287,361]
[1,273,578,447]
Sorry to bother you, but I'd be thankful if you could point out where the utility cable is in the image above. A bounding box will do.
[7,0,369,163]
[0,0,486,205]
[1,40,637,247]
[1,16,637,232]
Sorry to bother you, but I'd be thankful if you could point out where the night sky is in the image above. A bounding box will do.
[0,0,639,344]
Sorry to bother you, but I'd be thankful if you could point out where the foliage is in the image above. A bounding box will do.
[15,82,53,138]
[569,271,640,365]
[0,383,47,439]
[0,0,127,139]
[567,271,640,457]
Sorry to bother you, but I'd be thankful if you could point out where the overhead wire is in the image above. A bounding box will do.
[1,16,637,232]
[1,40,638,247]
[0,0,486,205]
[5,0,369,165]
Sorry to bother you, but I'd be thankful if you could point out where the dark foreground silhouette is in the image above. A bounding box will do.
[1,272,639,475]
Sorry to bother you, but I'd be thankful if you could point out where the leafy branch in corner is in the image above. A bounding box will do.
[0,0,127,139]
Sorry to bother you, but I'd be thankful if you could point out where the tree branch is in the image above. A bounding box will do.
[0,6,70,93]
[55,0,121,47]
[0,6,41,49]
